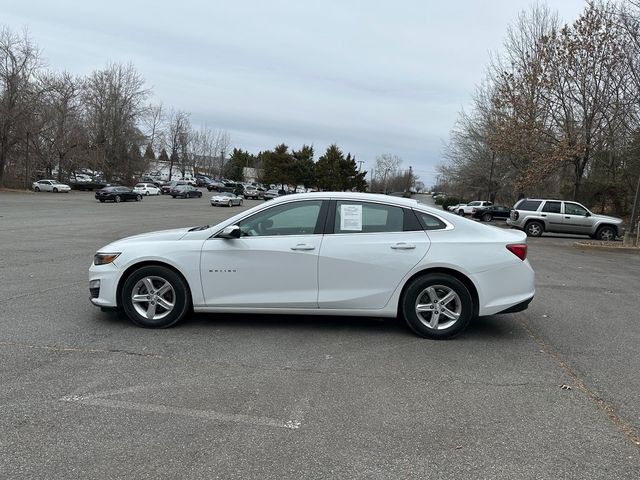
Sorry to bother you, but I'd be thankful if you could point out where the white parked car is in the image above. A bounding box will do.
[133,183,161,196]
[88,192,535,339]
[211,192,243,207]
[32,179,71,193]
[459,201,492,216]
[447,203,467,212]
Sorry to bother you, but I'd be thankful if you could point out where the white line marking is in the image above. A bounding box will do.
[60,389,303,430]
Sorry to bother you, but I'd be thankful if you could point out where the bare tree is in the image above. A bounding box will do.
[83,62,149,181]
[142,102,164,152]
[0,27,42,185]
[165,109,190,180]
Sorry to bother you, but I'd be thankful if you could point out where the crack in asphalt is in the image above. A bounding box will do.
[0,341,165,359]
[516,314,640,448]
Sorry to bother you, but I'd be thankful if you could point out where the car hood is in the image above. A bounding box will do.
[99,228,191,251]
[591,213,623,223]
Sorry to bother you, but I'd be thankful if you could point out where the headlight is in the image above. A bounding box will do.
[94,252,121,265]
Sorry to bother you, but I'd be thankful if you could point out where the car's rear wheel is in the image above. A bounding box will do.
[525,221,543,237]
[481,213,493,222]
[596,225,616,241]
[145,191,149,196]
[228,200,232,207]
[239,199,243,206]
[115,195,121,203]
[121,265,190,328]
[401,273,473,339]
[99,199,105,203]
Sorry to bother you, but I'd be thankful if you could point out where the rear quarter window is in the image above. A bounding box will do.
[414,211,447,230]
[516,200,542,211]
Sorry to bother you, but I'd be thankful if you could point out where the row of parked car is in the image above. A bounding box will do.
[444,198,625,240]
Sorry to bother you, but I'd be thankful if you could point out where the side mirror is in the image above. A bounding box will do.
[218,225,241,239]
[585,212,591,217]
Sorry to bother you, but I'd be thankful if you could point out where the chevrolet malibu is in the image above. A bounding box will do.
[88,193,535,339]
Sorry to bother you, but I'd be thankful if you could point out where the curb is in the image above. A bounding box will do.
[573,242,640,253]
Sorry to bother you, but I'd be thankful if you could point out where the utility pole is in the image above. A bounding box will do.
[25,131,30,189]
[357,160,364,171]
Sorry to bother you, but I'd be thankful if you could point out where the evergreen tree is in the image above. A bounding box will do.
[292,145,315,187]
[316,144,343,190]
[263,144,295,187]
[143,143,155,161]
[339,153,368,191]
[158,148,169,162]
[226,148,256,180]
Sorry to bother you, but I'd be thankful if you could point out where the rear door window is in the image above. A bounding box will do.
[542,201,561,213]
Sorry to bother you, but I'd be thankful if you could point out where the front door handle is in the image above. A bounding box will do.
[391,242,416,250]
[291,244,315,251]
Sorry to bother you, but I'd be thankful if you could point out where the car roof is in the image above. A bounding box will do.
[267,191,419,207]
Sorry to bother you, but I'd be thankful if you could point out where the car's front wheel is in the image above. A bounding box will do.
[115,195,121,203]
[136,194,142,201]
[121,265,190,328]
[34,187,40,192]
[53,187,58,193]
[401,273,473,339]
[525,221,543,237]
[457,209,464,216]
[145,191,149,196]
[481,213,493,222]
[596,225,616,241]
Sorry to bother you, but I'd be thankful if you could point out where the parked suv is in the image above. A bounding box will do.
[507,198,624,240]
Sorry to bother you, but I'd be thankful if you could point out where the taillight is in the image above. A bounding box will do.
[507,244,528,261]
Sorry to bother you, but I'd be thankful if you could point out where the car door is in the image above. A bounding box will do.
[539,201,564,232]
[200,199,327,308]
[317,200,430,310]
[42,181,53,192]
[562,202,592,235]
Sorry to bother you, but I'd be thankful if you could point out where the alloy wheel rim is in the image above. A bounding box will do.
[600,229,614,241]
[131,276,176,321]
[528,224,540,235]
[415,285,462,330]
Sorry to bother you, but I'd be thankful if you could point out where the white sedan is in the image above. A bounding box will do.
[133,183,161,196]
[32,179,71,192]
[211,192,243,207]
[88,192,535,339]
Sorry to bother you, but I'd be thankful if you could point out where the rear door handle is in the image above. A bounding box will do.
[291,244,315,251]
[391,242,416,250]
[541,214,546,217]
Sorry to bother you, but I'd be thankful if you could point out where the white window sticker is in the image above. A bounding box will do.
[340,204,363,231]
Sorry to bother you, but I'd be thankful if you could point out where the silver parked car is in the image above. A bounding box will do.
[210,192,243,207]
[507,198,624,240]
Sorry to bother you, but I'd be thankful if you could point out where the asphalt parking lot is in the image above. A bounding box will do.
[1,190,639,479]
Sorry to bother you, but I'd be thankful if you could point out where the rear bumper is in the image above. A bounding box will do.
[495,296,534,314]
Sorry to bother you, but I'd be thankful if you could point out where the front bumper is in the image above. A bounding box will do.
[88,263,120,308]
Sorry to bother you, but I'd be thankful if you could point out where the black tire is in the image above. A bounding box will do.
[401,273,473,339]
[228,200,232,207]
[481,213,493,222]
[53,187,58,193]
[525,221,543,237]
[457,209,464,216]
[136,194,142,201]
[596,225,616,241]
[34,187,40,192]
[99,199,105,203]
[115,195,122,203]
[121,265,190,328]
[239,199,243,206]
[145,191,149,196]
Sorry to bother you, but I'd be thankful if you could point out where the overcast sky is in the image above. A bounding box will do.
[5,0,586,185]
